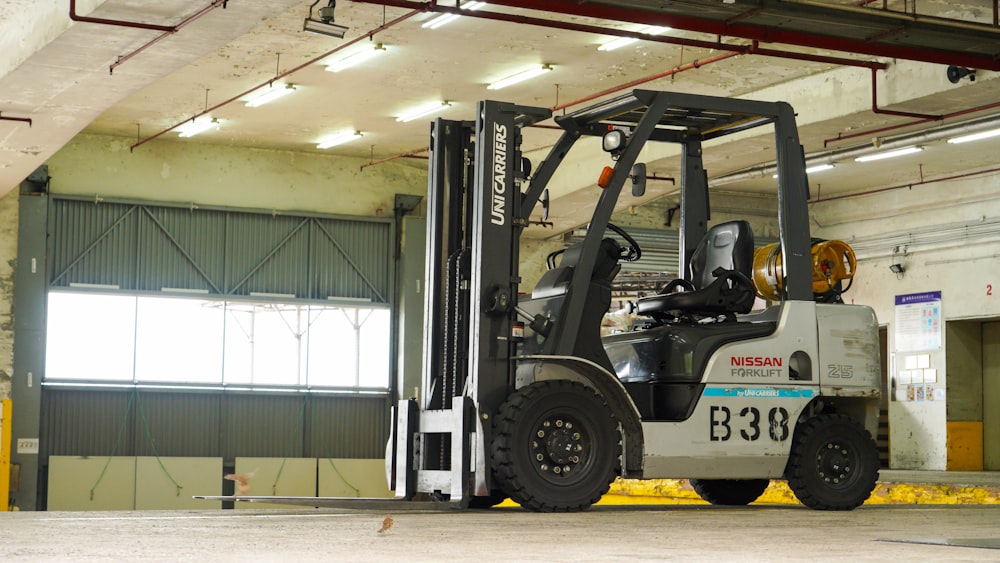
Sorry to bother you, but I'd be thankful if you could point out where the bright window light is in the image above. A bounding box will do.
[947,127,1000,144]
[396,101,452,122]
[317,130,363,149]
[854,146,923,163]
[422,1,486,29]
[598,25,669,51]
[45,291,391,389]
[46,292,137,381]
[176,116,220,138]
[245,83,297,108]
[487,64,553,90]
[325,43,387,72]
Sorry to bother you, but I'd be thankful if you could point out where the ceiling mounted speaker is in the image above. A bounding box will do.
[947,66,976,84]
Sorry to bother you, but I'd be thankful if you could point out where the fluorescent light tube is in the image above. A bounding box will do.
[325,43,387,72]
[422,1,486,29]
[317,131,363,149]
[806,163,835,174]
[161,287,210,294]
[854,146,923,163]
[176,116,220,138]
[68,283,121,290]
[773,163,835,178]
[947,128,1000,144]
[487,64,553,90]
[598,26,669,51]
[249,292,297,299]
[245,83,297,107]
[396,101,452,122]
[422,14,459,29]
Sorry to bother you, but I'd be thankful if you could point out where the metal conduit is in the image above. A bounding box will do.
[848,214,1000,260]
[130,8,423,151]
[712,114,1000,186]
[109,0,229,75]
[69,0,182,32]
[0,113,32,127]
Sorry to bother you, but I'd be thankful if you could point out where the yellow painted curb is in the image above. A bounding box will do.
[601,477,1000,506]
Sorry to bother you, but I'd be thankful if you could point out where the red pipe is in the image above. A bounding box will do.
[109,0,227,75]
[360,147,430,171]
[131,9,423,151]
[353,2,887,170]
[869,68,941,120]
[825,93,1000,147]
[69,0,177,32]
[0,113,32,127]
[747,42,884,70]
[551,52,742,112]
[363,51,740,172]
[810,165,1000,204]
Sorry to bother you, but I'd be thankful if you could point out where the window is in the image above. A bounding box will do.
[45,290,391,389]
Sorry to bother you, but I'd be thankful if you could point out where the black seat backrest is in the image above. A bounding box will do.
[532,238,622,299]
[690,220,754,287]
[635,220,755,320]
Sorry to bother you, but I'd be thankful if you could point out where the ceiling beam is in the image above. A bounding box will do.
[478,0,1000,71]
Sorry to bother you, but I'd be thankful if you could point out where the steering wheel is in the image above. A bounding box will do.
[607,222,642,262]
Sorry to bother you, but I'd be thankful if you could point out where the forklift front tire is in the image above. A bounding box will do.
[491,380,620,512]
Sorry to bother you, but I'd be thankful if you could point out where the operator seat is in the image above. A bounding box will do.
[637,220,756,320]
[530,237,622,372]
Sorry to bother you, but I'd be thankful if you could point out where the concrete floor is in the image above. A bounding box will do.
[1,504,998,561]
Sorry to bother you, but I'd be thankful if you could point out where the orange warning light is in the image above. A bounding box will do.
[598,166,614,189]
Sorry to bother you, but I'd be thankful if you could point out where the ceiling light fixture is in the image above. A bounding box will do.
[854,146,923,162]
[317,130,362,149]
[947,127,1000,144]
[245,83,297,108]
[772,163,835,178]
[176,116,220,138]
[303,0,349,39]
[396,101,452,122]
[487,64,553,90]
[598,25,670,51]
[422,1,486,29]
[806,163,836,174]
[325,43,387,73]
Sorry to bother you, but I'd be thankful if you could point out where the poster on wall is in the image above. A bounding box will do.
[894,291,942,352]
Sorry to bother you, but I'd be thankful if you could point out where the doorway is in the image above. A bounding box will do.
[981,322,1000,469]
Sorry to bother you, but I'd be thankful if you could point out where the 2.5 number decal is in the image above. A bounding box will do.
[710,406,790,442]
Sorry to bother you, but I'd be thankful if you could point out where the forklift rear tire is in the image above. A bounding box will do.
[785,413,880,510]
[491,380,620,512]
[690,478,770,506]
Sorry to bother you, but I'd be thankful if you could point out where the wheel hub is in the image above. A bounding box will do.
[816,441,853,485]
[532,417,585,476]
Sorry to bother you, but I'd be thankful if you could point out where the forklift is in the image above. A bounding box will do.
[387,89,881,512]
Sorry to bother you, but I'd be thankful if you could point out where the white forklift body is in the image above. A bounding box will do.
[384,89,881,512]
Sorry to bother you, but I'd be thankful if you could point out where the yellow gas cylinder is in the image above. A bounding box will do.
[752,240,857,301]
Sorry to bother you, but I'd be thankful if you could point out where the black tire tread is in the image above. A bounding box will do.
[785,413,879,511]
[690,478,770,506]
[491,380,620,512]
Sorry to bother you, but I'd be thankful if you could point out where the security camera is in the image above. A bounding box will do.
[947,66,976,84]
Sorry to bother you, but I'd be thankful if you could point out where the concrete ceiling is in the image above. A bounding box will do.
[2,0,1000,236]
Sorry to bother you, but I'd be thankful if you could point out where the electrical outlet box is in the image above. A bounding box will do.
[16,438,39,454]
